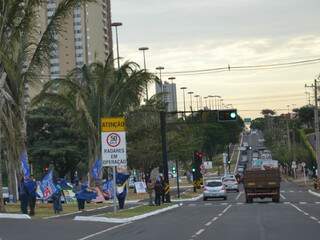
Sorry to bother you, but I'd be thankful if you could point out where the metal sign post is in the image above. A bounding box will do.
[302,162,307,185]
[113,166,117,213]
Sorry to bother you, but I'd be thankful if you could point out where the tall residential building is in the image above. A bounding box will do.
[156,82,178,112]
[43,0,113,79]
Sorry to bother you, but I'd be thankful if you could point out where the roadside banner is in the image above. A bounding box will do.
[134,182,147,193]
[92,159,102,180]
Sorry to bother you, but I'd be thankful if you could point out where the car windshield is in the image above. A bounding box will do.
[224,178,236,182]
[206,182,222,187]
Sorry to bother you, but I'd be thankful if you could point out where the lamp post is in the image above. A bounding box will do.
[194,95,200,111]
[111,22,123,69]
[180,87,187,114]
[188,91,194,111]
[139,47,149,101]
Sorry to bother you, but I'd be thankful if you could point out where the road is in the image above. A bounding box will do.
[1,131,320,240]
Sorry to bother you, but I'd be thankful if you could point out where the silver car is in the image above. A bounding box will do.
[222,176,239,192]
[203,180,227,201]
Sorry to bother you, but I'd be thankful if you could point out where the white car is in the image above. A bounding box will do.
[203,180,227,201]
[222,176,239,192]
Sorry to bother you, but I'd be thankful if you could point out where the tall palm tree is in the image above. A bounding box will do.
[32,59,157,184]
[0,0,94,212]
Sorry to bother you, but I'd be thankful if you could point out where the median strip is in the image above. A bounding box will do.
[0,213,31,220]
[74,203,181,223]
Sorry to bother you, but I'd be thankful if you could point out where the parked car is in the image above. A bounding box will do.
[222,176,239,192]
[203,180,227,201]
[2,187,9,204]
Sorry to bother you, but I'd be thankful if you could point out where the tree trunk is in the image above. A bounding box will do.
[0,121,6,212]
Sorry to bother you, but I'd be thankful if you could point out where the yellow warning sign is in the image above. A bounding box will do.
[101,117,126,132]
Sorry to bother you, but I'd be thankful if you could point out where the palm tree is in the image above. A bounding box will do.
[0,0,94,212]
[32,59,157,184]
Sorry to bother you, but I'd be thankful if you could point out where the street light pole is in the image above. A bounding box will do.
[111,22,123,69]
[188,92,194,111]
[139,47,149,101]
[156,67,165,102]
[194,95,200,111]
[180,87,187,114]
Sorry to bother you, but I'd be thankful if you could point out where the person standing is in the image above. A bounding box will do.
[154,178,162,206]
[52,183,63,214]
[160,176,165,203]
[146,178,154,206]
[19,177,28,214]
[25,177,37,216]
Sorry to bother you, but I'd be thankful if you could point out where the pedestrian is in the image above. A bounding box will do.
[52,183,63,214]
[74,180,85,211]
[117,184,127,210]
[159,175,165,203]
[146,177,154,206]
[18,177,28,214]
[25,176,37,216]
[154,178,162,206]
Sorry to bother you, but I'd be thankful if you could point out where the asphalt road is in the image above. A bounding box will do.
[1,132,320,240]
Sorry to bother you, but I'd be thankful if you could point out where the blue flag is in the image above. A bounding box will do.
[116,172,130,185]
[40,170,57,200]
[92,159,102,180]
[20,151,30,178]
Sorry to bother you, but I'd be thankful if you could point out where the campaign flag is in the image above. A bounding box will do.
[92,159,102,180]
[116,172,130,185]
[20,151,30,178]
[40,170,57,200]
[102,180,114,199]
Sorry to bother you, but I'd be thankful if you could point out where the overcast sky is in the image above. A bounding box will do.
[111,0,320,118]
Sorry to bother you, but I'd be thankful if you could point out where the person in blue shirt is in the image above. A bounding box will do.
[25,176,37,216]
[52,182,63,214]
[18,177,28,214]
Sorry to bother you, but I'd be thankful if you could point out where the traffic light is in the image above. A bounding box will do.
[172,166,176,174]
[218,109,237,122]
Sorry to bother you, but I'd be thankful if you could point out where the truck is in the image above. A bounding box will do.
[243,160,281,203]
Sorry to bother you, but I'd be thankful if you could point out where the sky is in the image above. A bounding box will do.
[111,0,320,119]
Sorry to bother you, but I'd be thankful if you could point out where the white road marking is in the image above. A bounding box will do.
[212,217,218,221]
[221,202,228,205]
[310,216,318,221]
[43,211,82,219]
[76,223,131,240]
[205,221,212,226]
[280,194,286,200]
[222,205,232,214]
[299,202,307,204]
[195,229,205,236]
[218,213,223,216]
[289,190,294,193]
[280,190,285,193]
[205,203,212,206]
[315,202,320,204]
[236,202,244,205]
[283,202,291,204]
[235,191,243,200]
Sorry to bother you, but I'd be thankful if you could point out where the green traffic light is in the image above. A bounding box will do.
[230,112,237,119]
[192,168,196,172]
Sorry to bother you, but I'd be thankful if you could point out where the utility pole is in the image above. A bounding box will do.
[306,78,320,178]
[160,111,170,202]
[286,105,292,166]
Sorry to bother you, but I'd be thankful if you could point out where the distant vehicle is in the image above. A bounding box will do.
[203,180,227,201]
[169,172,177,178]
[128,177,135,189]
[243,160,281,203]
[2,187,9,204]
[237,166,244,173]
[222,176,239,192]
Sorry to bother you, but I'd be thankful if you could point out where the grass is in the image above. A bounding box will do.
[104,203,174,219]
[4,201,111,219]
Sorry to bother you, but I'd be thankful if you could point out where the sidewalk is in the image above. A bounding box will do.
[282,174,320,194]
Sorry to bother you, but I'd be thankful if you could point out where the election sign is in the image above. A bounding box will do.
[101,117,127,167]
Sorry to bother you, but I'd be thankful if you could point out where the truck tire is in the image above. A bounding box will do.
[272,196,280,203]
[246,196,253,203]
[203,197,207,201]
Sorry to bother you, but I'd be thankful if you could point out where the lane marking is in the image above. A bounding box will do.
[212,217,218,221]
[205,203,212,206]
[280,190,285,193]
[310,216,318,221]
[299,202,307,205]
[284,202,291,204]
[236,202,244,205]
[218,213,223,216]
[76,222,131,240]
[205,221,212,226]
[280,194,286,200]
[195,229,205,236]
[289,190,294,193]
[222,205,232,214]
[235,191,243,200]
[221,202,228,205]
[315,202,320,204]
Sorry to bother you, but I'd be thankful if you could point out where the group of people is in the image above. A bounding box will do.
[147,175,167,206]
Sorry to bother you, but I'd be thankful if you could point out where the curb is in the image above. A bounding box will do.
[308,189,320,198]
[74,204,181,223]
[172,194,203,202]
[0,213,31,220]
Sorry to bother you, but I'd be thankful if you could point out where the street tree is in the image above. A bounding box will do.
[0,0,94,212]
